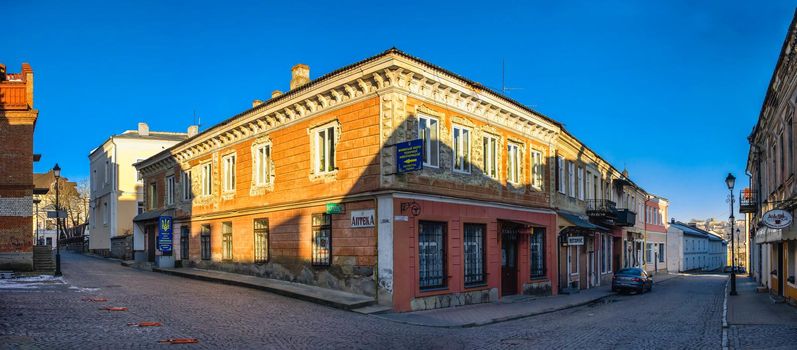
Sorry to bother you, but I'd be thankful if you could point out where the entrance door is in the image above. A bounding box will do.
[588,251,595,288]
[146,224,156,262]
[501,230,519,296]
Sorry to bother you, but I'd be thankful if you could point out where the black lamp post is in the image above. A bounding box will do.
[33,198,41,244]
[726,172,737,296]
[53,163,62,277]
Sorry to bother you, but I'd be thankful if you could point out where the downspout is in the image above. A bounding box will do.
[111,137,119,254]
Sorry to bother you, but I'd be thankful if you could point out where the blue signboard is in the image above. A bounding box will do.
[396,139,423,173]
[158,216,173,255]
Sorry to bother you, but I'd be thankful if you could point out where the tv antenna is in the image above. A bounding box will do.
[501,59,523,96]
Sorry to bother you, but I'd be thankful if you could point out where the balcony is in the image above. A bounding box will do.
[586,199,617,225]
[614,209,636,227]
[739,189,757,214]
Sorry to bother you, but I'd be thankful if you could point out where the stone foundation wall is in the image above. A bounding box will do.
[191,256,376,297]
[409,288,498,311]
[522,280,553,296]
[110,235,132,260]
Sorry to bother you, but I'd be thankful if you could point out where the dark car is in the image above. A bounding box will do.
[612,267,653,294]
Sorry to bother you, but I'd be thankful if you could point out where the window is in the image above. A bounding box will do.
[463,223,485,286]
[137,201,144,215]
[182,170,192,201]
[104,161,109,184]
[254,219,269,263]
[646,243,653,263]
[92,170,97,190]
[531,150,543,189]
[103,202,108,225]
[780,132,785,183]
[567,161,575,197]
[568,244,579,274]
[200,225,211,260]
[418,116,440,167]
[507,143,521,184]
[483,135,498,179]
[222,222,233,261]
[788,117,794,175]
[254,144,272,186]
[601,234,613,273]
[165,175,175,205]
[180,226,189,260]
[311,214,332,266]
[530,227,546,278]
[577,166,584,200]
[419,221,446,289]
[557,156,565,194]
[314,125,336,173]
[201,163,212,196]
[148,182,157,209]
[658,244,665,263]
[222,154,236,192]
[452,125,471,173]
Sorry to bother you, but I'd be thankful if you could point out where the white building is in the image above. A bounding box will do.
[667,220,727,272]
[88,123,192,258]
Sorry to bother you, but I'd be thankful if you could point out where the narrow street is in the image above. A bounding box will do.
[1,253,726,349]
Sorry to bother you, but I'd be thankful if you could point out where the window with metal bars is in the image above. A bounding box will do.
[180,226,189,260]
[463,223,485,287]
[254,219,269,263]
[222,222,233,261]
[530,227,546,278]
[311,214,331,266]
[419,221,446,290]
[200,225,211,260]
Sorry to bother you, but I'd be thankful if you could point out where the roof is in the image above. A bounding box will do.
[138,48,565,169]
[33,171,54,192]
[558,211,609,232]
[89,129,189,158]
[670,221,724,240]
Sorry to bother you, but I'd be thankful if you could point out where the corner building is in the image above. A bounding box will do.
[138,49,575,312]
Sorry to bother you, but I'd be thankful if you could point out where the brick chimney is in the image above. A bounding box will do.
[252,99,264,108]
[187,125,198,137]
[290,64,310,90]
[0,64,5,81]
[138,122,150,136]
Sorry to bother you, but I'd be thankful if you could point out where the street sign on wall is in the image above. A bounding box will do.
[350,210,375,228]
[326,203,344,214]
[157,216,173,255]
[567,236,585,246]
[762,209,792,229]
[47,210,67,219]
[396,139,423,173]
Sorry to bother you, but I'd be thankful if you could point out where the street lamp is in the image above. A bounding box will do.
[53,163,62,277]
[725,172,737,296]
[33,198,41,244]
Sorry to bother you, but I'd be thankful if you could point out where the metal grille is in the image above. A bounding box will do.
[222,222,232,261]
[254,219,269,263]
[463,223,485,286]
[419,221,446,289]
[180,226,189,260]
[530,227,546,278]
[311,214,331,266]
[200,225,211,260]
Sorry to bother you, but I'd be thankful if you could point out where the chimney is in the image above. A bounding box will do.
[0,63,5,81]
[187,125,199,137]
[138,122,150,136]
[271,90,283,99]
[290,64,310,90]
[252,99,264,108]
[687,222,697,228]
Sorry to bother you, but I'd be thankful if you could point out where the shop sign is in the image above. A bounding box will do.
[567,236,585,246]
[762,209,792,229]
[395,139,423,173]
[326,203,344,214]
[351,210,375,228]
[157,216,173,255]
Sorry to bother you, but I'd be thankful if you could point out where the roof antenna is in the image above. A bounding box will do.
[501,59,523,96]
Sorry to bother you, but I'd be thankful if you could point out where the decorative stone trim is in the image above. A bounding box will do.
[308,120,341,182]
[250,136,275,196]
[220,151,237,201]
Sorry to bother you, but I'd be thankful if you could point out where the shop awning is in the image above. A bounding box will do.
[133,209,168,223]
[557,212,609,232]
[498,219,545,228]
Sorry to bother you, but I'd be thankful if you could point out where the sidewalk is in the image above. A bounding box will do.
[375,272,680,328]
[152,266,377,311]
[726,276,797,350]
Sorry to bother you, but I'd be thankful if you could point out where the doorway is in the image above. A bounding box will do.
[501,226,519,296]
[777,243,784,296]
[146,223,156,262]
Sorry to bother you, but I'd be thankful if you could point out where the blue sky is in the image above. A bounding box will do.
[5,0,795,221]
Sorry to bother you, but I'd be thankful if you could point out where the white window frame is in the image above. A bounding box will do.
[201,162,212,196]
[313,124,337,174]
[531,150,543,189]
[452,125,471,173]
[103,202,108,226]
[507,143,521,184]
[577,166,584,200]
[165,175,175,205]
[418,115,439,168]
[557,156,566,194]
[254,144,272,186]
[567,161,575,197]
[182,170,192,201]
[104,161,109,184]
[222,154,236,192]
[483,134,499,179]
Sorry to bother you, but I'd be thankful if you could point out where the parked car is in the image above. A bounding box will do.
[611,267,653,294]
[723,266,747,273]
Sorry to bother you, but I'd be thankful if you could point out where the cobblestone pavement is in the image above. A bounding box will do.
[726,277,797,350]
[0,253,727,349]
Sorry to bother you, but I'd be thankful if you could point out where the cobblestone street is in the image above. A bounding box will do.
[1,253,728,349]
